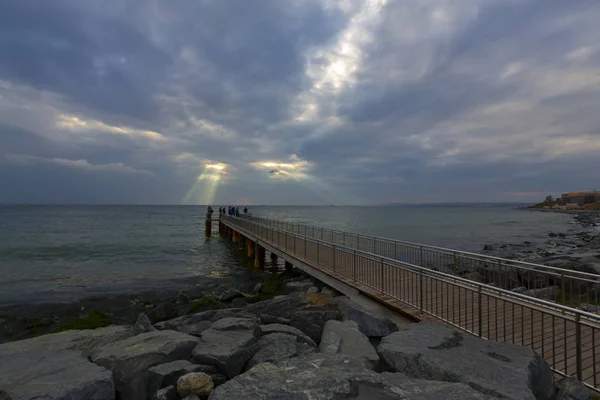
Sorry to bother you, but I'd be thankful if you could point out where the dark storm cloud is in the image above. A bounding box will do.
[1,0,599,204]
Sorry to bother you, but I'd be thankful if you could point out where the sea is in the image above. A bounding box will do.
[0,204,575,305]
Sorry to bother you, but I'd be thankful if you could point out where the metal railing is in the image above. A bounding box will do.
[240,215,600,311]
[223,215,600,391]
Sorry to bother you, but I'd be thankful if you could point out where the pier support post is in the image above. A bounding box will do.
[205,214,212,236]
[232,230,238,244]
[270,252,278,262]
[254,243,265,269]
[247,240,255,258]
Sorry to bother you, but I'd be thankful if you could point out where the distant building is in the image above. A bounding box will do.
[557,191,600,206]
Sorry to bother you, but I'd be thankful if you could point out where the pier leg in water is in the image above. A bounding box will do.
[254,244,265,269]
[247,240,255,258]
[205,215,212,236]
[239,235,246,251]
[270,252,278,262]
[232,230,238,244]
[285,261,293,271]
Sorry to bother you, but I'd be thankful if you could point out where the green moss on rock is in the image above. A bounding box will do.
[53,310,111,332]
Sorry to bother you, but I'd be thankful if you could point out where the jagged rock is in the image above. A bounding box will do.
[335,297,398,337]
[245,333,316,370]
[220,289,243,302]
[246,294,309,319]
[230,297,248,308]
[192,326,260,378]
[147,360,219,395]
[557,377,591,400]
[550,232,558,237]
[209,353,493,400]
[525,286,559,301]
[134,312,157,335]
[90,330,200,399]
[257,314,291,325]
[253,283,263,293]
[307,286,319,293]
[377,322,555,400]
[152,385,177,400]
[0,325,133,357]
[580,303,600,313]
[282,280,313,294]
[155,308,253,330]
[0,349,114,400]
[177,372,213,398]
[483,244,494,251]
[320,286,338,297]
[290,309,341,343]
[148,303,179,323]
[319,320,380,370]
[512,287,528,294]
[211,317,258,332]
[182,396,201,400]
[179,320,213,336]
[259,323,316,346]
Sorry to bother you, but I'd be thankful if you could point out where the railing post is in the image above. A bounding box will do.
[333,244,336,272]
[357,234,360,251]
[394,241,397,260]
[478,285,483,337]
[576,313,582,380]
[419,269,424,315]
[497,259,502,288]
[420,246,424,266]
[353,250,357,282]
[373,237,376,254]
[317,240,320,264]
[381,257,385,294]
[343,232,346,246]
[453,252,457,274]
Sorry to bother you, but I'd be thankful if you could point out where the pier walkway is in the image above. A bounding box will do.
[218,214,600,392]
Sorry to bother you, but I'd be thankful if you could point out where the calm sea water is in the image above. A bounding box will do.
[0,205,574,305]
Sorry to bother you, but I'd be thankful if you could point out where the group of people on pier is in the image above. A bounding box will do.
[208,205,248,217]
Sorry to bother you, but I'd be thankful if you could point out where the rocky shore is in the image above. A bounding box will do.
[482,212,600,274]
[0,272,591,400]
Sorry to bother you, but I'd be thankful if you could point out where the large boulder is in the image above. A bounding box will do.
[246,294,310,319]
[319,320,380,370]
[282,280,314,294]
[90,330,200,399]
[335,297,398,337]
[179,320,213,336]
[0,349,114,400]
[0,325,133,357]
[152,385,177,400]
[259,323,316,346]
[209,353,492,400]
[192,325,260,378]
[557,377,590,400]
[524,286,559,301]
[290,309,340,343]
[377,322,555,400]
[245,333,316,370]
[211,317,258,332]
[148,302,179,323]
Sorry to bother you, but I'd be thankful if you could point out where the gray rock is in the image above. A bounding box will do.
[580,303,600,313]
[220,289,243,302]
[511,287,528,294]
[177,372,213,398]
[152,385,177,400]
[253,283,263,293]
[155,308,254,330]
[192,327,260,378]
[209,353,492,400]
[246,294,309,319]
[307,286,319,293]
[282,280,313,294]
[320,286,338,297]
[211,317,258,332]
[245,333,315,370]
[0,325,133,357]
[259,323,317,346]
[149,302,179,323]
[147,360,218,395]
[182,396,201,400]
[376,372,496,399]
[377,322,555,400]
[230,296,248,308]
[134,312,157,335]
[257,314,291,325]
[179,320,213,336]
[290,309,341,343]
[335,297,398,337]
[319,320,380,370]
[557,377,590,400]
[525,285,559,301]
[0,349,114,400]
[90,330,200,399]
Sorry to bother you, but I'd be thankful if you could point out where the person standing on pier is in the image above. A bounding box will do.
[244,207,248,214]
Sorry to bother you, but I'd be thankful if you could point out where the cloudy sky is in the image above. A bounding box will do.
[1,0,599,205]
